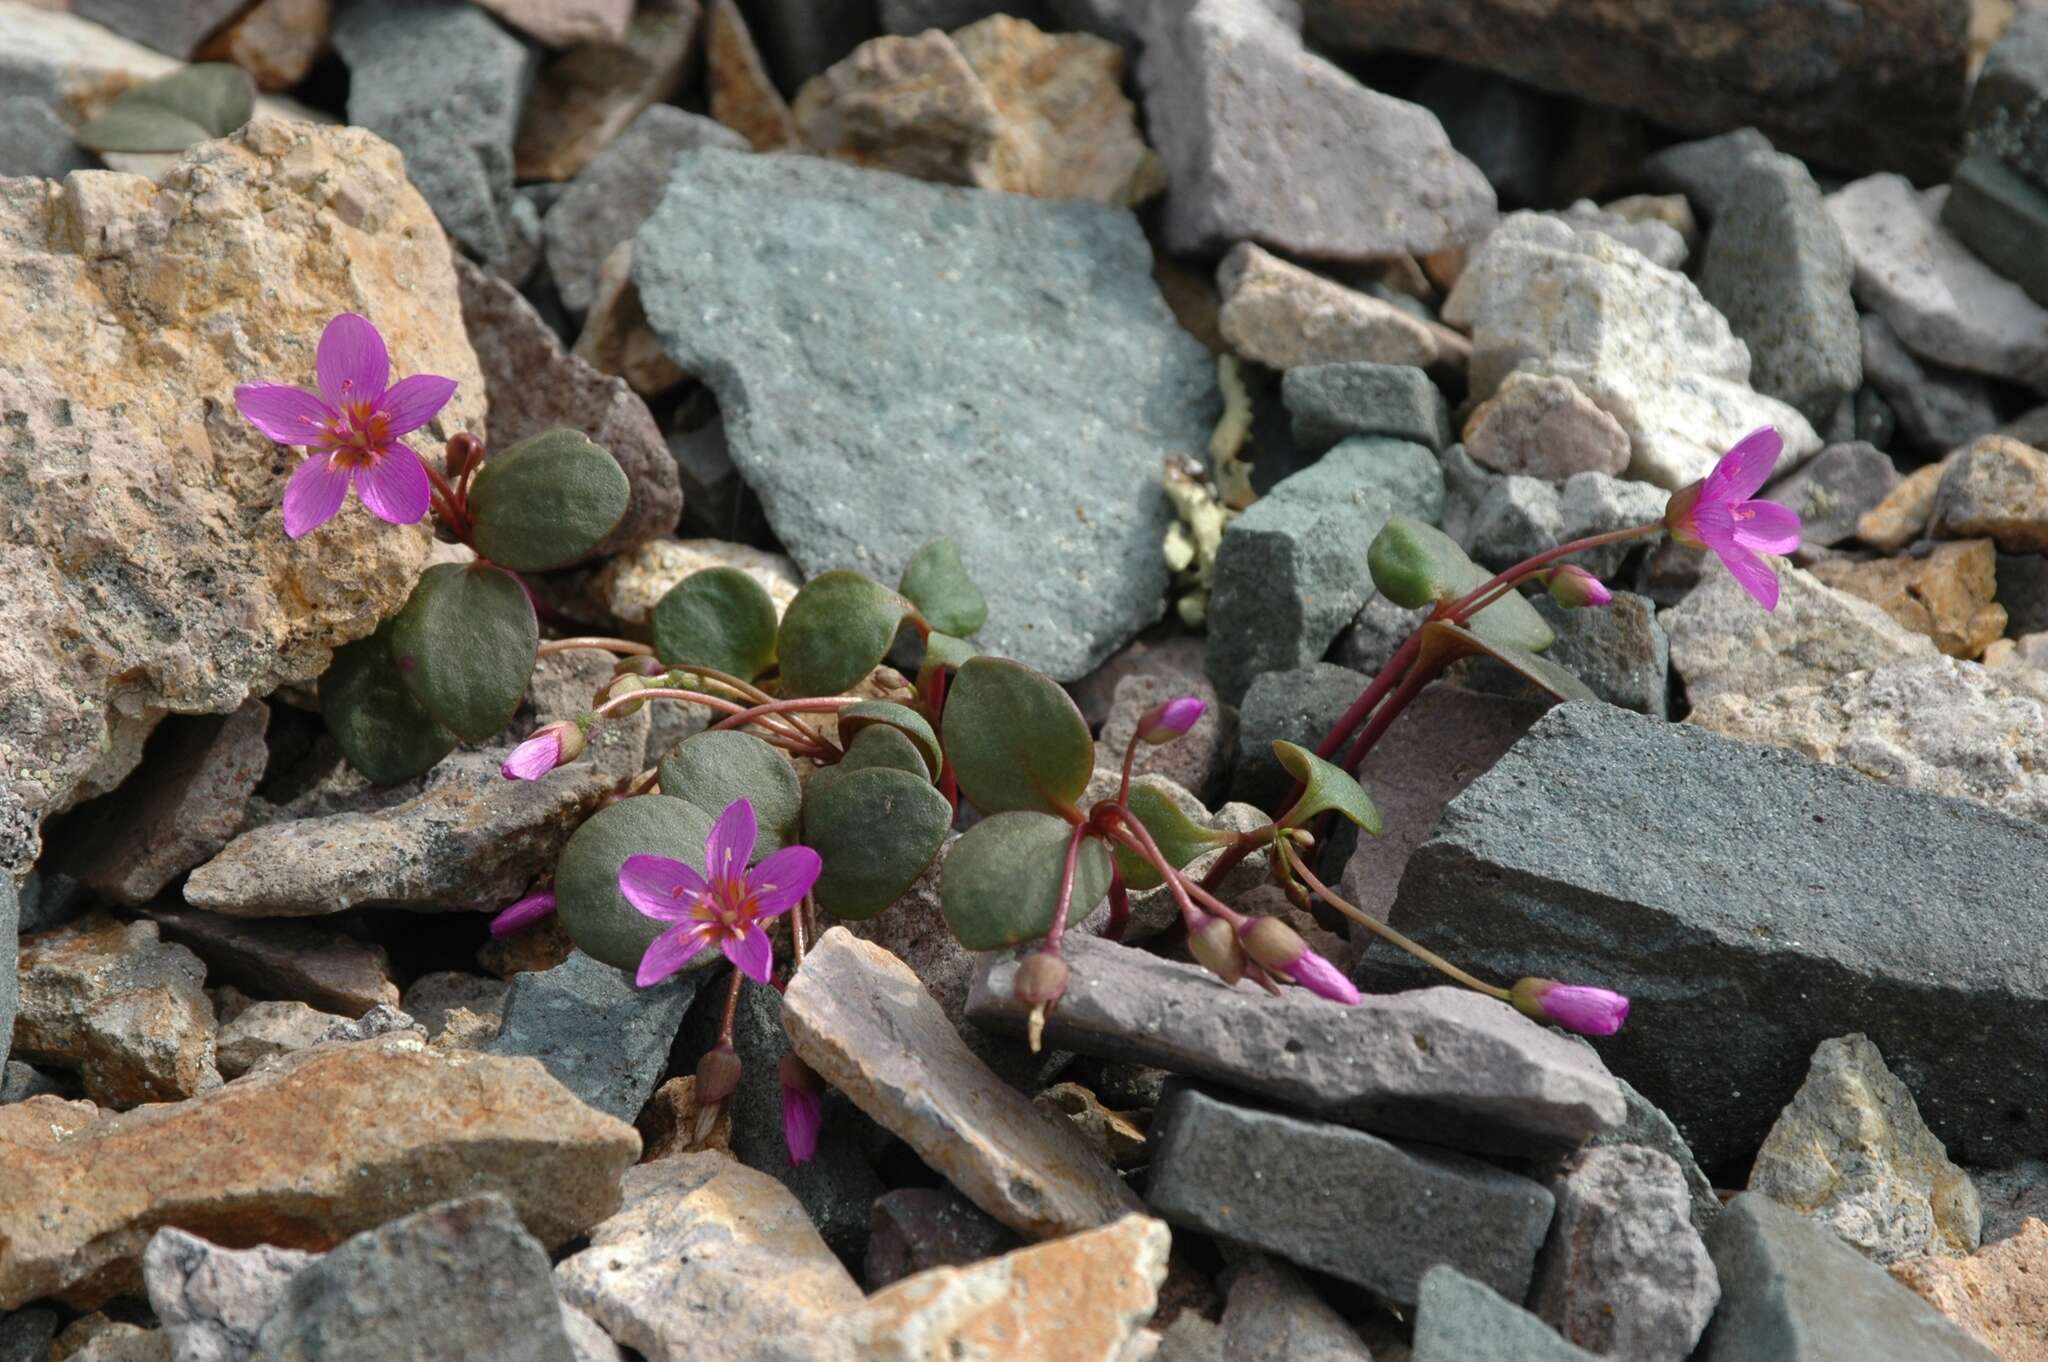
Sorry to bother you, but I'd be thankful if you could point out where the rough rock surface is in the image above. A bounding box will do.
[1281,361,1452,455]
[215,1000,345,1078]
[0,93,95,181]
[1463,371,1631,479]
[142,1229,316,1362]
[0,119,485,878]
[1749,1034,1981,1265]
[596,536,802,633]
[0,1039,638,1308]
[0,873,16,1075]
[705,0,798,151]
[784,929,1142,1239]
[793,30,1005,188]
[1095,671,1232,798]
[1412,1265,1600,1362]
[1220,1254,1375,1361]
[1860,460,1951,552]
[513,0,701,183]
[486,951,700,1123]
[1931,435,2048,552]
[147,908,401,1016]
[865,1188,1021,1291]
[196,0,333,92]
[1761,441,1902,549]
[1809,540,2006,658]
[1860,312,2002,453]
[472,0,631,47]
[1891,1218,2048,1362]
[1219,242,1450,371]
[633,147,1215,680]
[71,0,249,58]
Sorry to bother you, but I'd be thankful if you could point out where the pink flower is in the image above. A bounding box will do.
[234,313,458,538]
[1511,978,1630,1037]
[1136,695,1208,744]
[502,721,586,781]
[1664,426,1803,612]
[489,889,556,937]
[1239,917,1360,1006]
[618,798,822,987]
[778,1053,823,1167]
[1544,565,1613,609]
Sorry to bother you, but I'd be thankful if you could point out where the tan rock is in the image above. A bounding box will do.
[1463,370,1632,479]
[514,0,700,182]
[830,1214,1171,1362]
[794,30,1002,186]
[1605,192,1699,253]
[635,1075,732,1161]
[0,1038,639,1309]
[213,998,344,1077]
[1035,1083,1150,1170]
[1892,1218,2048,1362]
[554,1151,862,1362]
[147,906,402,1016]
[707,0,798,151]
[53,1316,171,1362]
[784,929,1144,1240]
[195,0,330,90]
[1933,435,2048,553]
[596,536,803,629]
[1859,459,1949,551]
[473,0,631,47]
[1218,242,1445,371]
[0,118,485,877]
[14,913,220,1107]
[574,240,687,397]
[1810,539,2009,658]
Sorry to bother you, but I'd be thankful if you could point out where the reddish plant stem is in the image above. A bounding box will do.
[1337,655,1440,774]
[1043,819,1091,954]
[538,636,654,658]
[1103,868,1130,943]
[718,967,743,1044]
[589,688,825,755]
[1442,524,1656,621]
[925,667,960,814]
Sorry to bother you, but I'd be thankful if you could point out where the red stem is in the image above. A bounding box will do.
[1338,655,1440,775]
[1442,525,1655,621]
[1043,819,1091,954]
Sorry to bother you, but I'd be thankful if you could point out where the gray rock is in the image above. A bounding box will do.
[1466,474,1566,568]
[1967,9,2048,192]
[1219,1254,1374,1361]
[1465,591,1668,716]
[1697,1193,2002,1362]
[0,97,93,180]
[1281,362,1451,456]
[864,1187,1021,1291]
[0,874,13,1074]
[143,1228,317,1362]
[1206,437,1444,703]
[1097,671,1233,801]
[633,148,1216,680]
[1998,551,2048,636]
[1698,152,1861,426]
[1761,441,1903,548]
[1532,1144,1720,1362]
[1553,199,1689,271]
[1748,1034,1981,1264]
[250,1195,574,1362]
[1972,1159,2048,1245]
[319,1004,424,1045]
[1590,1074,1721,1232]
[1440,440,1503,544]
[546,106,749,316]
[969,934,1625,1154]
[1229,661,1366,808]
[667,416,754,540]
[70,0,248,57]
[147,908,400,1017]
[0,1308,58,1362]
[1943,153,2048,310]
[1557,471,1670,571]
[1332,590,1429,676]
[0,1060,66,1105]
[1363,701,2048,1169]
[333,0,537,271]
[513,0,701,184]
[216,1000,347,1079]
[486,950,699,1124]
[1413,65,1554,207]
[1136,0,1494,260]
[1146,1085,1556,1306]
[1463,371,1631,479]
[1640,127,1776,222]
[1412,1265,1598,1362]
[1932,434,2048,551]
[744,0,881,86]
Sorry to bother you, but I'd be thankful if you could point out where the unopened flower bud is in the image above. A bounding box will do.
[1510,977,1630,1037]
[1188,913,1246,986]
[613,654,668,678]
[695,1042,743,1104]
[1543,565,1613,609]
[778,1053,824,1166]
[1239,917,1361,1005]
[1136,695,1209,745]
[602,672,657,717]
[489,889,555,938]
[501,719,588,781]
[444,431,484,479]
[1013,950,1069,1054]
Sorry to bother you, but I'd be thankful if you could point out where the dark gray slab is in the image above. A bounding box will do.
[486,950,699,1123]
[1412,1266,1598,1362]
[1281,362,1453,455]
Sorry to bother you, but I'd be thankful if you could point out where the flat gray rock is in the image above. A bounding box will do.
[1968,10,2048,192]
[0,97,94,180]
[486,951,700,1124]
[970,935,1624,1154]
[1228,661,1368,809]
[1943,153,2048,309]
[1860,312,2001,453]
[1697,1194,2001,1362]
[1281,362,1452,456]
[1641,128,1776,222]
[1146,1085,1556,1306]
[143,1228,317,1362]
[633,148,1216,680]
[1412,1266,1598,1362]
[1590,1075,1721,1232]
[1219,1254,1375,1361]
[71,0,248,57]
[1362,702,2048,1169]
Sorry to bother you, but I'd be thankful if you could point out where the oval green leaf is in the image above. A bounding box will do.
[1422,620,1598,704]
[940,657,1093,817]
[1110,783,1230,891]
[387,562,538,743]
[917,631,982,692]
[833,721,933,779]
[1365,516,1553,652]
[467,428,630,572]
[658,729,802,856]
[898,538,987,636]
[651,567,779,680]
[776,570,908,697]
[1273,740,1384,835]
[321,619,458,785]
[75,63,252,152]
[837,700,941,778]
[555,794,718,972]
[804,766,951,920]
[939,810,1111,950]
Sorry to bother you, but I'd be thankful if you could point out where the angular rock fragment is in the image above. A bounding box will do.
[484,952,698,1124]
[1281,361,1452,456]
[1760,441,1902,550]
[1412,1265,1599,1362]
[1219,243,1449,372]
[1809,540,2006,658]
[514,0,702,182]
[706,0,798,151]
[147,908,400,1017]
[214,1000,345,1078]
[1891,1218,2048,1361]
[142,1229,317,1362]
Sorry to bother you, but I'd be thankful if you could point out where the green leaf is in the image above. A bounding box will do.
[467,429,630,572]
[803,766,951,919]
[658,730,802,856]
[75,64,252,152]
[555,795,717,973]
[321,619,458,785]
[1273,741,1383,834]
[898,538,987,636]
[776,570,908,697]
[940,657,1093,816]
[939,811,1111,950]
[651,567,779,680]
[833,723,931,779]
[837,700,941,778]
[386,562,538,743]
[1365,516,1553,652]
[1109,783,1228,891]
[1421,620,1598,704]
[916,631,982,692]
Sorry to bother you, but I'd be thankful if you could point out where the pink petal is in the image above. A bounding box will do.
[1730,499,1803,555]
[723,924,775,985]
[377,373,459,438]
[780,1082,823,1166]
[745,845,822,918]
[1702,426,1783,504]
[235,383,335,446]
[1686,499,1739,558]
[316,313,390,408]
[500,732,560,781]
[489,890,556,937]
[619,853,708,923]
[355,444,432,525]
[636,923,711,987]
[706,799,758,878]
[1288,947,1361,1005]
[1720,546,1782,612]
[1539,985,1631,1037]
[281,453,351,538]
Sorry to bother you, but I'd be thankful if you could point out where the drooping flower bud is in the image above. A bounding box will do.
[601,672,658,717]
[1135,695,1209,745]
[1013,950,1070,1054]
[1188,913,1246,986]
[778,1053,824,1166]
[1240,917,1361,1005]
[1543,564,1613,609]
[444,431,483,480]
[501,719,588,780]
[1510,977,1630,1037]
[695,1042,743,1105]
[488,889,556,938]
[613,653,668,678]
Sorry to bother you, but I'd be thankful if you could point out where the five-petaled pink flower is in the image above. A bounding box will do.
[1511,977,1631,1037]
[1664,426,1803,612]
[619,798,822,988]
[234,313,458,538]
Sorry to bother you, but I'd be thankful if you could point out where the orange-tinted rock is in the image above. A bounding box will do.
[707,0,798,151]
[514,0,700,181]
[1811,539,2009,658]
[196,0,330,89]
[1892,1218,2048,1361]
